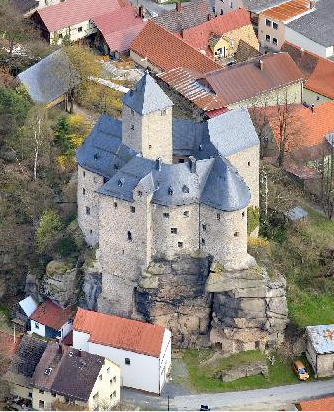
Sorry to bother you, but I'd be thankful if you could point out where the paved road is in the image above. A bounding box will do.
[123,379,334,410]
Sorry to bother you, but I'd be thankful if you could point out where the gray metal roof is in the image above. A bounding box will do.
[76,115,137,178]
[307,324,334,354]
[122,72,173,115]
[287,0,334,47]
[19,296,38,318]
[243,0,288,13]
[18,49,79,104]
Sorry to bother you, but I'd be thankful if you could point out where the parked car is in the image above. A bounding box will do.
[293,360,309,381]
[200,406,210,411]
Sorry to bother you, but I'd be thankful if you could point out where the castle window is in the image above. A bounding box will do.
[202,224,206,231]
[114,202,117,208]
[131,109,134,116]
[125,358,130,365]
[178,242,183,248]
[130,206,135,213]
[83,188,85,195]
[137,191,143,197]
[90,230,93,235]
[171,228,177,234]
[161,109,166,116]
[86,206,91,215]
[163,213,170,218]
[242,211,245,218]
[217,213,221,220]
[168,187,173,195]
[182,185,189,193]
[183,211,189,217]
[201,238,205,245]
[234,232,239,237]
[149,144,152,149]
[131,124,134,130]
[127,231,132,241]
[83,170,86,177]
[248,161,251,166]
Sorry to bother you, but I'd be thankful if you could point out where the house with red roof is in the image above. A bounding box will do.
[72,307,171,394]
[32,0,128,45]
[30,299,72,341]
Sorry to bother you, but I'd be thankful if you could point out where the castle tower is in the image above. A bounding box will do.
[122,72,174,164]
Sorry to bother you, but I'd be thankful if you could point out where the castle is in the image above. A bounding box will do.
[74,72,287,353]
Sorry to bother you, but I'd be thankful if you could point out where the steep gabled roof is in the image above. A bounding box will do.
[131,20,220,74]
[73,308,166,358]
[152,0,213,33]
[122,72,173,115]
[30,299,72,331]
[242,0,290,13]
[36,0,128,32]
[262,0,309,23]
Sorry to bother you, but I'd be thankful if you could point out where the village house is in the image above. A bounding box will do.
[4,335,47,402]
[29,299,72,340]
[285,0,334,60]
[257,0,315,52]
[30,341,120,411]
[173,8,259,64]
[306,324,334,378]
[32,0,128,45]
[72,308,171,394]
[14,295,38,332]
[282,42,334,107]
[158,52,304,116]
[12,0,65,17]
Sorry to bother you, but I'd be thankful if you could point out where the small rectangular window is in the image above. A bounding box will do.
[273,37,278,46]
[266,19,271,27]
[127,231,132,241]
[137,191,143,197]
[201,238,205,245]
[99,375,102,380]
[39,400,45,409]
[130,206,135,213]
[39,390,44,394]
[229,1,233,8]
[163,213,170,218]
[107,367,110,373]
[234,232,239,237]
[148,144,152,149]
[273,22,278,30]
[171,228,177,234]
[86,206,91,215]
[202,224,206,231]
[28,392,32,398]
[35,322,39,329]
[131,124,134,130]
[242,211,245,218]
[125,358,130,365]
[178,242,183,248]
[83,188,85,195]
[113,376,116,382]
[178,158,185,163]
[217,213,221,220]
[266,34,271,42]
[183,211,189,217]
[113,391,116,397]
[114,202,117,208]
[78,26,83,32]
[247,161,251,166]
[83,170,86,177]
[161,109,166,116]
[58,33,63,39]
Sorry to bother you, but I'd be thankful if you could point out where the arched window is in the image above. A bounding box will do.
[127,231,132,241]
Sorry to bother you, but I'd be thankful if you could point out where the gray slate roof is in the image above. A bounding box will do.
[306,324,334,354]
[242,0,288,13]
[122,72,173,115]
[152,0,214,33]
[18,49,79,104]
[76,114,137,178]
[287,0,334,47]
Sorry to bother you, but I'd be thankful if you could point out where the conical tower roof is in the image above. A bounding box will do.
[122,71,173,115]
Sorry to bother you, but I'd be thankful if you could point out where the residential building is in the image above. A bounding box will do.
[12,0,65,17]
[282,42,334,106]
[15,295,38,332]
[306,324,334,378]
[296,395,334,411]
[258,0,314,51]
[4,335,47,401]
[31,342,120,411]
[158,52,303,115]
[285,0,334,60]
[17,49,80,109]
[174,8,259,64]
[130,20,221,74]
[93,6,146,58]
[29,299,72,340]
[32,0,128,45]
[72,308,171,394]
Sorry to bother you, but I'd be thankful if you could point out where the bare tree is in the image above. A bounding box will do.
[320,139,334,219]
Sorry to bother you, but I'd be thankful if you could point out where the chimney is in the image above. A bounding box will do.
[189,156,196,173]
[309,0,316,9]
[156,157,162,171]
[311,104,315,114]
[207,13,211,21]
[78,349,82,357]
[138,5,144,18]
[259,59,264,70]
[181,29,184,38]
[176,1,181,12]
[300,47,304,56]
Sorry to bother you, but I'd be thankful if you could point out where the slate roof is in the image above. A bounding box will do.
[242,0,289,13]
[18,49,79,105]
[306,324,334,354]
[93,6,146,53]
[152,0,214,33]
[36,0,128,32]
[122,71,173,115]
[76,114,137,178]
[30,299,72,331]
[9,335,47,378]
[287,0,334,47]
[282,42,334,100]
[131,20,221,74]
[74,308,166,358]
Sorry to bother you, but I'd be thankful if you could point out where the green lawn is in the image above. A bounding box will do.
[180,349,314,393]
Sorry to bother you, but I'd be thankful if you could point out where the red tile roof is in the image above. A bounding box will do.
[298,396,334,411]
[263,0,309,23]
[270,101,334,149]
[131,20,220,75]
[282,42,334,100]
[177,9,252,54]
[30,299,72,331]
[0,331,22,357]
[73,308,166,358]
[93,6,146,53]
[36,0,128,32]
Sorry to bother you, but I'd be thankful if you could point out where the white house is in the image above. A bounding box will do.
[72,308,172,394]
[29,299,72,340]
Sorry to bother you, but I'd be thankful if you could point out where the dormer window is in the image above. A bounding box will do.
[182,185,189,193]
[94,153,99,160]
[198,144,203,151]
[118,179,124,187]
[168,187,173,195]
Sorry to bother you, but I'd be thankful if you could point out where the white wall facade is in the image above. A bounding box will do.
[49,20,97,45]
[159,330,172,390]
[73,330,90,352]
[30,321,46,337]
[285,26,332,59]
[60,320,72,339]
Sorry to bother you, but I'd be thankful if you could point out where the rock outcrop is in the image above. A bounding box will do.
[220,361,269,382]
[79,257,102,311]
